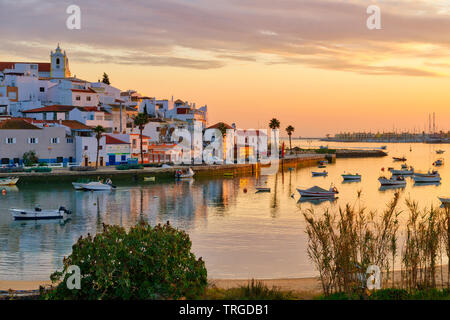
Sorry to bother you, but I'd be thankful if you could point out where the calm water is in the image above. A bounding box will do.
[0,141,448,280]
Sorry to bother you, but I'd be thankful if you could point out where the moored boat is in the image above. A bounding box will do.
[80,179,115,191]
[433,159,444,167]
[342,173,361,181]
[175,168,195,179]
[438,197,450,205]
[144,176,156,182]
[312,171,328,177]
[297,186,339,198]
[378,176,406,186]
[0,177,19,186]
[255,187,271,192]
[436,150,445,154]
[413,171,441,183]
[393,157,407,162]
[10,206,72,220]
[389,166,414,175]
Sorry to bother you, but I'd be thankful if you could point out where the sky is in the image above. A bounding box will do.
[0,0,449,136]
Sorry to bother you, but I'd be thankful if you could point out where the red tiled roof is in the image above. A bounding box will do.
[22,119,92,130]
[105,135,130,145]
[22,105,76,113]
[207,122,233,130]
[0,119,40,130]
[0,62,51,72]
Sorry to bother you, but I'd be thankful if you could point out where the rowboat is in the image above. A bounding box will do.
[80,179,115,191]
[175,168,195,179]
[297,186,339,198]
[312,171,328,177]
[342,173,361,181]
[413,171,441,183]
[393,157,407,162]
[10,206,72,220]
[438,197,450,204]
[389,167,414,175]
[378,176,406,186]
[144,176,156,182]
[255,187,271,192]
[436,150,445,154]
[0,177,19,186]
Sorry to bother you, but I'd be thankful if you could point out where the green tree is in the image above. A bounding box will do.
[93,125,106,169]
[102,73,110,85]
[269,118,280,130]
[217,122,228,137]
[134,113,150,164]
[44,222,208,300]
[285,125,295,150]
[23,150,38,166]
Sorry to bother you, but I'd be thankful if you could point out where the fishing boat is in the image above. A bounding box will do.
[413,171,441,183]
[80,179,115,191]
[438,197,450,205]
[255,187,271,192]
[175,168,195,179]
[393,157,407,162]
[378,176,406,186]
[72,178,94,190]
[0,177,19,186]
[436,150,445,154]
[297,185,339,198]
[433,159,444,167]
[10,206,72,220]
[144,176,156,182]
[342,173,361,181]
[389,166,414,175]
[312,171,328,177]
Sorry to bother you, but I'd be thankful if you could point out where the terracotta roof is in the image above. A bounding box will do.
[105,135,130,145]
[207,122,233,130]
[0,62,51,72]
[22,105,76,113]
[174,99,184,104]
[79,106,107,112]
[22,119,92,130]
[0,119,40,130]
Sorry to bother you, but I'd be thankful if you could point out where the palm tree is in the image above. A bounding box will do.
[134,113,150,165]
[93,125,106,169]
[286,125,295,150]
[269,118,280,130]
[217,122,228,137]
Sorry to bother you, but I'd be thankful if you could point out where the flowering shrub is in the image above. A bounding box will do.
[44,221,207,300]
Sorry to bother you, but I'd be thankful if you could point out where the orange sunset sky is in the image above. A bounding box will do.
[1,0,449,136]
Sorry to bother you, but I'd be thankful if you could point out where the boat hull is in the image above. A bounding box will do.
[0,178,19,186]
[413,176,441,183]
[297,188,337,198]
[10,209,66,220]
[342,175,361,180]
[378,178,406,186]
[80,182,112,191]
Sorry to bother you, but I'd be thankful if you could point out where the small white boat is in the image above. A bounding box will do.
[80,179,115,191]
[378,176,406,186]
[0,177,19,186]
[312,171,328,177]
[342,173,361,181]
[10,206,72,220]
[72,179,94,190]
[389,167,414,175]
[438,197,450,204]
[255,187,271,192]
[436,150,445,154]
[175,168,195,179]
[413,171,441,183]
[297,186,339,198]
[144,176,156,182]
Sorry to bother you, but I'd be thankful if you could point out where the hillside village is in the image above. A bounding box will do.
[0,45,213,167]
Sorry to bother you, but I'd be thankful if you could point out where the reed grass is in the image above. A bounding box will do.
[303,193,450,297]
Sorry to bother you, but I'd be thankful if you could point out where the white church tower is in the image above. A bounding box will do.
[50,44,71,78]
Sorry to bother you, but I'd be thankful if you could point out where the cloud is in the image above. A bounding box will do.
[0,0,449,75]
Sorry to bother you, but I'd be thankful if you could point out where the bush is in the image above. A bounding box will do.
[43,221,207,300]
[23,150,38,166]
[202,280,295,300]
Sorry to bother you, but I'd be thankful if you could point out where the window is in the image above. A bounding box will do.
[40,87,45,92]
[84,146,88,150]
[28,137,38,144]
[6,138,16,144]
[75,96,81,101]
[66,138,74,143]
[56,157,63,163]
[56,58,60,65]
[87,96,91,101]
[51,137,60,144]
[30,65,37,70]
